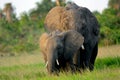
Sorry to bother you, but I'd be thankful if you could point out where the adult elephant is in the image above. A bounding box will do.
[44,2,100,71]
[39,30,84,74]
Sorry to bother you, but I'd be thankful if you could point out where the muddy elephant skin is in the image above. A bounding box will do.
[44,2,100,71]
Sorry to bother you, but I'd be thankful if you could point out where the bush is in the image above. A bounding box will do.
[99,26,120,46]
[0,19,45,54]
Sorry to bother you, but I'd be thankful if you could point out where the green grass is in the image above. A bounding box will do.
[95,57,120,69]
[0,63,45,80]
[0,57,120,80]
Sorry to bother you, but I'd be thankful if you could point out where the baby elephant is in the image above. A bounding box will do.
[39,30,84,75]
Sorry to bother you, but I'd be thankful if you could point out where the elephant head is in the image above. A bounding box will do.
[39,30,84,74]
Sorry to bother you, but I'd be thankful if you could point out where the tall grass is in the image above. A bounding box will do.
[95,57,120,69]
[0,57,120,80]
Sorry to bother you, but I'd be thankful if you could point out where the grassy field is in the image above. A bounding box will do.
[0,45,120,80]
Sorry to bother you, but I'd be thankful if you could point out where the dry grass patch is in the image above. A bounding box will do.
[0,53,44,67]
[98,45,120,58]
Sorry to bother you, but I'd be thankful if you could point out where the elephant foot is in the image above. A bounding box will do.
[70,64,76,74]
[89,64,94,71]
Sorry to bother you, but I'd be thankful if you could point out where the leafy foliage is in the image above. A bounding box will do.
[0,0,54,54]
[0,15,44,54]
[94,0,120,46]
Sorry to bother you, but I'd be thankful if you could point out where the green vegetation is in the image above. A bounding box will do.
[0,57,120,80]
[0,0,49,54]
[0,19,45,54]
[0,0,119,54]
[0,45,120,79]
[95,57,120,69]
[94,0,120,46]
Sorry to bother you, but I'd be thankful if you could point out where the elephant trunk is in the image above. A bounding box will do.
[47,50,59,74]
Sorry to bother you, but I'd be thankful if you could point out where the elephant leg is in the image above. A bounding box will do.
[42,52,47,63]
[68,58,75,73]
[79,48,85,69]
[83,44,93,70]
[73,50,81,71]
[89,43,98,71]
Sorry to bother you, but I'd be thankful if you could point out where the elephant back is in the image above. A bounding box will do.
[44,2,100,44]
[44,6,78,32]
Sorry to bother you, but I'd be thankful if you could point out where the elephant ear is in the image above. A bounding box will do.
[63,30,84,55]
